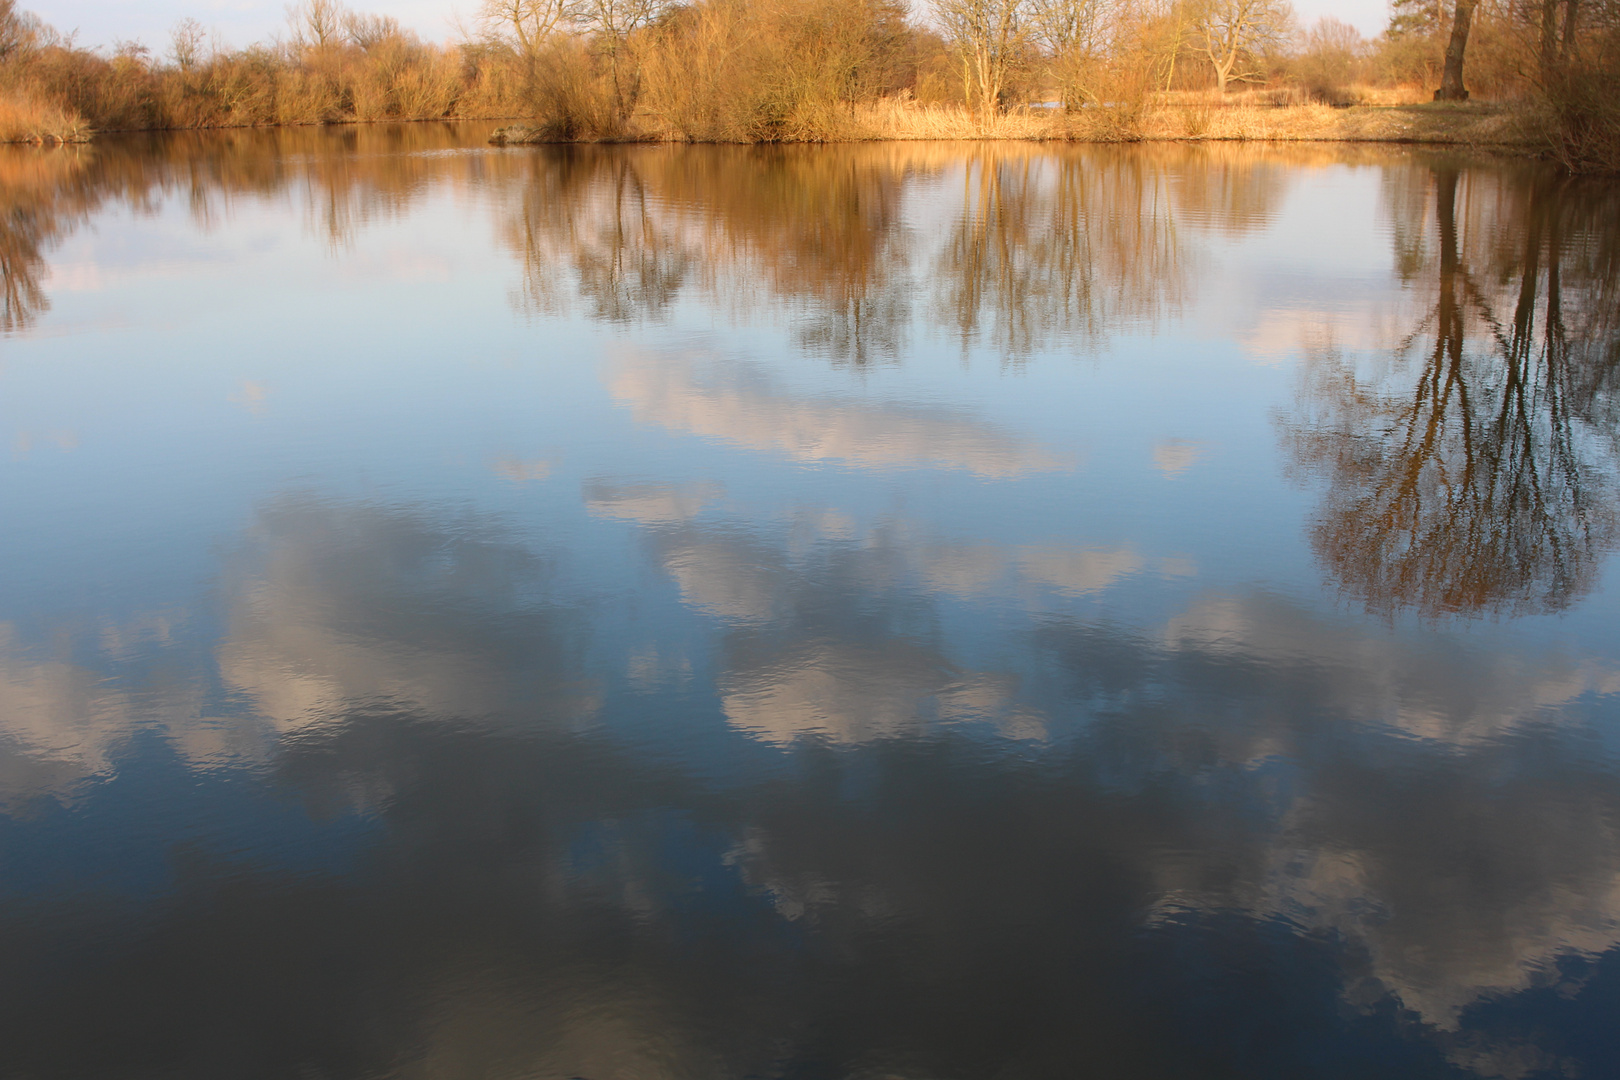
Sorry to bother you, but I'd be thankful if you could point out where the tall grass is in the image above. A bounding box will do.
[0,90,87,142]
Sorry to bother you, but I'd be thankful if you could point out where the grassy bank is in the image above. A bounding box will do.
[490,97,1543,150]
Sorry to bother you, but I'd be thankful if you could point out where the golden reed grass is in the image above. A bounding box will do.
[0,91,88,143]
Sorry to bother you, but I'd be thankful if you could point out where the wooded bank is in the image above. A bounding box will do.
[1,0,1615,169]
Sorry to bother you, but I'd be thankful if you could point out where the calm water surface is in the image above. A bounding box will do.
[3,126,1620,1079]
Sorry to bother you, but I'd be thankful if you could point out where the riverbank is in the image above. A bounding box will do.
[2,103,1543,154]
[7,98,1534,152]
[484,100,1542,151]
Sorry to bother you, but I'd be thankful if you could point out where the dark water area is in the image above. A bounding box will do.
[3,124,1620,1079]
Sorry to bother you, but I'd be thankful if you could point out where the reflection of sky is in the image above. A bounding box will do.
[2,140,1620,1077]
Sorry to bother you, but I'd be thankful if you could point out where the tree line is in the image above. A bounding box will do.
[0,0,1616,164]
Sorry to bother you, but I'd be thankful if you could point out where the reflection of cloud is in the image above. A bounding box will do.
[1151,439,1204,478]
[0,493,605,807]
[1016,546,1152,596]
[230,381,270,416]
[1055,590,1620,1035]
[218,497,596,731]
[0,625,133,792]
[917,542,1193,598]
[583,479,722,525]
[337,249,453,284]
[1246,831,1620,1036]
[1236,303,1397,366]
[0,621,261,804]
[609,352,1070,478]
[10,430,78,458]
[39,262,107,292]
[625,647,692,691]
[649,522,1193,625]
[490,455,556,483]
[722,641,1040,745]
[657,532,786,624]
[1164,593,1620,745]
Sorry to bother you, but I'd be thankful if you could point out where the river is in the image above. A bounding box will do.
[2,125,1619,1078]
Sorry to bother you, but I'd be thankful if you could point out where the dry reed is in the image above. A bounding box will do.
[0,91,88,143]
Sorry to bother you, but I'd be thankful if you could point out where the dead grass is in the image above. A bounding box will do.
[1126,100,1539,146]
[848,99,1057,140]
[1161,84,1435,109]
[638,97,1539,148]
[0,92,90,143]
[496,95,1543,149]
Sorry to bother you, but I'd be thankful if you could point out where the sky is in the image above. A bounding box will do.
[28,0,1393,55]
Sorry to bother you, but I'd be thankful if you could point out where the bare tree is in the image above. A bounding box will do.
[288,0,347,49]
[573,0,672,119]
[0,0,40,65]
[1190,0,1291,93]
[1295,15,1363,98]
[480,0,579,57]
[170,17,207,70]
[933,0,1031,115]
[1131,0,1198,92]
[574,0,670,40]
[345,11,403,50]
[1027,0,1114,105]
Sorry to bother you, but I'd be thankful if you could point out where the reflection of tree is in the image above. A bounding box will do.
[1284,165,1620,618]
[10,135,1300,363]
[1161,143,1292,235]
[934,146,1196,360]
[1,124,522,334]
[495,143,1206,363]
[0,148,84,332]
[499,145,912,359]
[504,148,692,323]
[0,202,49,332]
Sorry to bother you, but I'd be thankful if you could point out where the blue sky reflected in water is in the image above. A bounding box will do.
[1,130,1619,1078]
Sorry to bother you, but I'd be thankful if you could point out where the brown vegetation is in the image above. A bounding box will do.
[0,89,86,143]
[0,0,1617,167]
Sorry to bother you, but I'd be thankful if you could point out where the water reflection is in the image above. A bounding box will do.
[5,132,1620,1078]
[1284,164,1620,618]
[609,349,1072,476]
[5,134,1211,356]
[0,124,499,334]
[217,497,598,731]
[934,148,1189,358]
[0,147,85,331]
[2,486,1617,1075]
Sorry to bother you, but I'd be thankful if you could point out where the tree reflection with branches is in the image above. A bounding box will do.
[1284,165,1620,618]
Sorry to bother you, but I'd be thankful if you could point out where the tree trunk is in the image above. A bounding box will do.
[1560,0,1580,61]
[1212,48,1234,93]
[1434,0,1477,101]
[1540,0,1559,76]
